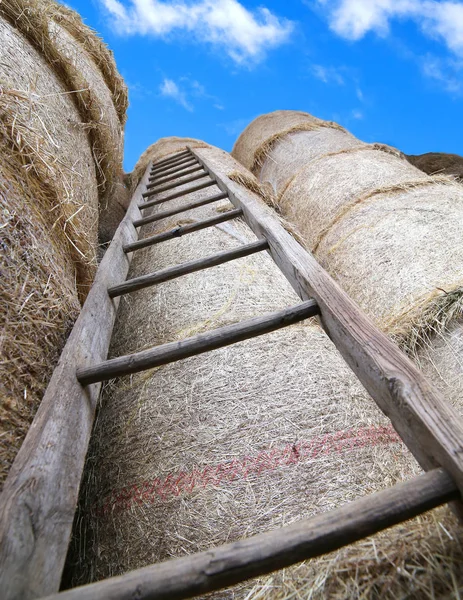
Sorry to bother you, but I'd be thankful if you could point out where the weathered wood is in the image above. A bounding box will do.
[43,469,458,600]
[137,180,217,211]
[143,172,209,198]
[149,158,197,180]
[151,150,190,169]
[76,300,319,385]
[136,192,229,223]
[108,239,268,298]
[126,209,242,252]
[192,147,463,494]
[0,163,152,600]
[148,165,203,187]
[151,155,194,176]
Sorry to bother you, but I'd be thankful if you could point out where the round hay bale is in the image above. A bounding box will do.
[0,0,127,483]
[0,0,129,243]
[66,142,463,597]
[232,110,463,408]
[232,110,348,175]
[407,152,463,179]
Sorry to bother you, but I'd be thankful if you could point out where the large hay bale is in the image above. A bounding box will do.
[0,0,127,483]
[407,152,463,179]
[232,111,463,409]
[67,142,463,598]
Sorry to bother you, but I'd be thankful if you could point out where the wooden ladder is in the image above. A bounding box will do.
[2,146,463,600]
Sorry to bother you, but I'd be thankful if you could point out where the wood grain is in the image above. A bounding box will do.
[44,469,458,600]
[0,164,152,600]
[192,146,463,494]
[76,300,319,385]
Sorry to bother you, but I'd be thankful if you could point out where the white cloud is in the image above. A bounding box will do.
[100,0,293,64]
[318,0,463,57]
[352,109,364,119]
[159,78,193,110]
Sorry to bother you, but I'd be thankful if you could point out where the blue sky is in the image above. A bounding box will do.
[67,0,463,172]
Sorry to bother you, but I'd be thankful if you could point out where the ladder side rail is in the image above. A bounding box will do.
[191,147,463,494]
[42,469,458,600]
[0,164,152,600]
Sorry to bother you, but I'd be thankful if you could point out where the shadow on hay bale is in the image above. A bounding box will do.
[232,110,463,411]
[0,0,127,484]
[64,141,463,599]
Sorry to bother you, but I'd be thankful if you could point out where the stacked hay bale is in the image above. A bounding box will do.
[68,141,463,598]
[232,110,463,410]
[0,0,128,483]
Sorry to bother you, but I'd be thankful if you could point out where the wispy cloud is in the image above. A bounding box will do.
[159,77,224,110]
[317,0,463,58]
[100,0,294,64]
[421,54,463,93]
[311,64,345,84]
[159,78,193,111]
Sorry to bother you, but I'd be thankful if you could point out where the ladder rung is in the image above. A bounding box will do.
[134,192,229,225]
[44,469,458,600]
[151,150,190,169]
[76,300,319,385]
[143,172,209,198]
[148,165,203,186]
[150,156,197,176]
[125,209,242,253]
[138,180,217,211]
[151,155,194,175]
[109,239,269,298]
[149,160,198,182]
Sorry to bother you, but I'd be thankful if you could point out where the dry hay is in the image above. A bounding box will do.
[0,89,84,483]
[65,144,463,598]
[232,111,463,408]
[0,0,127,484]
[0,0,129,243]
[128,136,212,191]
[407,152,463,179]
